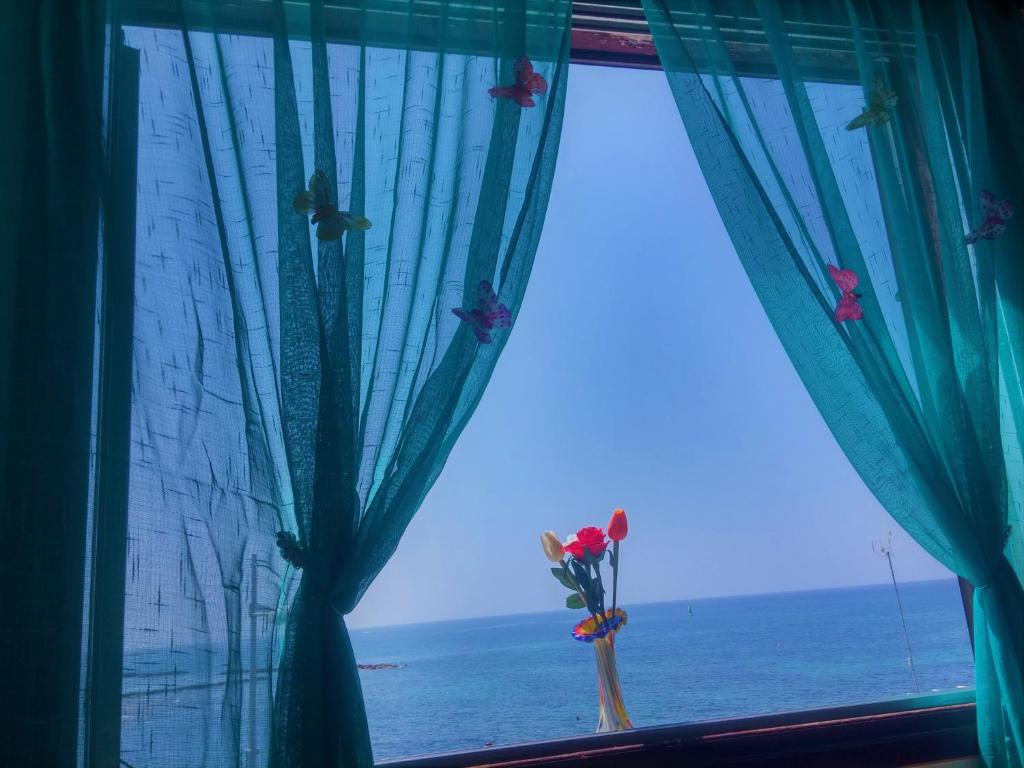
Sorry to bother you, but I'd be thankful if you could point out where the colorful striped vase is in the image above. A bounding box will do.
[572,608,633,732]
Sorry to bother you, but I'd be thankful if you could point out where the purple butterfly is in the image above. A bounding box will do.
[452,280,511,344]
[828,264,864,322]
[966,190,1013,244]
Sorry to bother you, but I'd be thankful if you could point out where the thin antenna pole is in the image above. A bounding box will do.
[884,548,920,693]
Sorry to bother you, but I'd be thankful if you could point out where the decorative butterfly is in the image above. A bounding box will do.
[276,531,307,569]
[487,57,548,108]
[845,79,897,131]
[452,280,511,343]
[827,264,864,322]
[293,170,371,241]
[965,190,1013,244]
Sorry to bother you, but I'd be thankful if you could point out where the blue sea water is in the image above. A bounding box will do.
[351,579,974,762]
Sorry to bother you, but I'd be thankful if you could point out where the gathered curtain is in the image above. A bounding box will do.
[0,1,107,765]
[106,0,571,766]
[642,0,1024,764]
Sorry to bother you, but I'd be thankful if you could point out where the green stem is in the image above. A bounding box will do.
[593,561,606,617]
[611,540,619,618]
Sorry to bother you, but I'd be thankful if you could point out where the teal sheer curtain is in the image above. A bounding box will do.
[642,0,1024,764]
[109,1,570,766]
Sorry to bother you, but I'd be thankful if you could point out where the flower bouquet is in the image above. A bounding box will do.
[541,509,632,732]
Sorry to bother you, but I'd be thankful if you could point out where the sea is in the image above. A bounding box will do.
[351,579,974,762]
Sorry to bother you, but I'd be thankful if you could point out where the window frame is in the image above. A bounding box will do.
[86,33,141,768]
[94,3,979,766]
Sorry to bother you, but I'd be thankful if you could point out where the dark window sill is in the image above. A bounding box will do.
[380,691,977,768]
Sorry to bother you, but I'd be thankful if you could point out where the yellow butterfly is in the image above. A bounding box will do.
[293,170,371,241]
[845,79,897,131]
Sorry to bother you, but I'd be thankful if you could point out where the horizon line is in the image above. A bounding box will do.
[349,575,959,632]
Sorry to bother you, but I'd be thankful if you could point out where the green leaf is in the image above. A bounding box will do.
[566,593,586,610]
[609,550,617,569]
[550,567,576,590]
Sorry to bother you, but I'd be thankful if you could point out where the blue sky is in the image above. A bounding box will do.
[348,64,952,630]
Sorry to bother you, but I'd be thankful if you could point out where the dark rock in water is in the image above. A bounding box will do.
[357,662,402,671]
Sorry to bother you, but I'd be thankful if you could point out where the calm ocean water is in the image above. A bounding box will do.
[352,579,974,762]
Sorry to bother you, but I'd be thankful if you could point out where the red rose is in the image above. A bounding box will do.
[563,526,608,559]
[608,509,628,541]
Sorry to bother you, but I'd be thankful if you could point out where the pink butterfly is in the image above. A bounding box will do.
[828,264,864,322]
[487,57,548,108]
[965,190,1013,244]
[452,280,511,343]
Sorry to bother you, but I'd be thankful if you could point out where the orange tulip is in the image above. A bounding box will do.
[607,509,628,541]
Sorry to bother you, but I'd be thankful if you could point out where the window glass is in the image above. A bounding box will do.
[348,63,974,761]
[117,24,973,763]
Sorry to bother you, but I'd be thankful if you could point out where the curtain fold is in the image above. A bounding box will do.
[116,0,570,766]
[0,1,107,764]
[642,0,1024,764]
